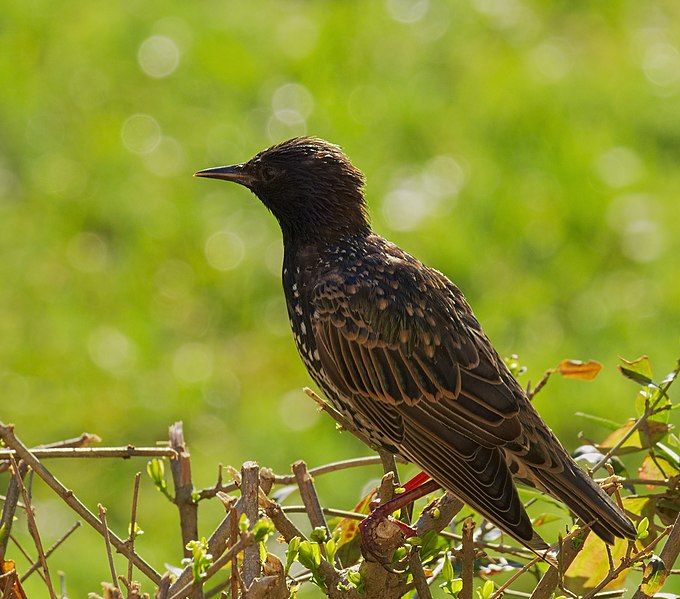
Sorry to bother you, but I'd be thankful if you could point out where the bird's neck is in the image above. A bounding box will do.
[282,229,372,273]
[279,218,371,249]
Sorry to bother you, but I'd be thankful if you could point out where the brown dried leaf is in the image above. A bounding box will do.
[0,559,28,599]
[555,359,603,380]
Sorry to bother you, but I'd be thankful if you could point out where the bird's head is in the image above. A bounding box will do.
[195,137,370,244]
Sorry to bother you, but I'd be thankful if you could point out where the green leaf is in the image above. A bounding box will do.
[574,412,622,431]
[419,530,448,563]
[442,551,454,581]
[618,355,654,386]
[253,517,276,543]
[345,568,365,593]
[504,354,527,378]
[532,512,564,527]
[637,517,650,540]
[182,538,213,584]
[310,526,327,543]
[285,537,301,575]
[634,386,671,424]
[476,579,495,599]
[298,540,321,571]
[146,458,173,500]
[324,538,337,565]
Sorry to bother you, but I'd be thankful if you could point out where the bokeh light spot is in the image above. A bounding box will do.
[88,326,137,375]
[606,194,665,263]
[138,35,180,78]
[594,146,643,188]
[386,0,429,23]
[143,136,186,178]
[272,83,314,124]
[383,156,465,231]
[643,43,680,88]
[204,230,245,271]
[279,389,320,431]
[173,343,214,384]
[121,114,161,155]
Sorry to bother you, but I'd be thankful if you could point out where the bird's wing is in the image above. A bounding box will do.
[310,253,526,446]
[309,249,546,546]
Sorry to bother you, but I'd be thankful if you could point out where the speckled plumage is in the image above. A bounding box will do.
[195,137,636,549]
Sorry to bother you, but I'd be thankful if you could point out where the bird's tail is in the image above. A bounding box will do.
[530,458,637,543]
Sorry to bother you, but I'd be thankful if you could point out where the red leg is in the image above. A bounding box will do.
[359,475,440,565]
[400,471,431,493]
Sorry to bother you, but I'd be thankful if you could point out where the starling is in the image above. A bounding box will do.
[195,137,636,550]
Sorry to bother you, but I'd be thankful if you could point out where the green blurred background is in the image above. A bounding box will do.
[2,0,679,595]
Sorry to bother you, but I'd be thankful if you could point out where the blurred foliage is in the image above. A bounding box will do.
[1,0,679,595]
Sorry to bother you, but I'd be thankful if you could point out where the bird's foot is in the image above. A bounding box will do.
[358,477,441,569]
[358,506,414,571]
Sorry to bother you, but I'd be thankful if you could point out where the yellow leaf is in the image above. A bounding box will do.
[598,419,669,454]
[565,536,629,593]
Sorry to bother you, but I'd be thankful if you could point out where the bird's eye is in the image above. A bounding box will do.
[262,166,278,181]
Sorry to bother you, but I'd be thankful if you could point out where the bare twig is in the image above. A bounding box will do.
[168,422,198,556]
[10,453,57,599]
[195,455,384,500]
[303,387,375,449]
[0,421,161,584]
[260,492,339,587]
[127,472,142,584]
[0,447,177,461]
[98,504,118,589]
[0,457,28,559]
[0,432,101,473]
[407,546,432,599]
[581,528,671,599]
[241,461,261,588]
[292,460,333,543]
[20,522,81,582]
[167,497,239,595]
[460,517,475,599]
[11,532,48,584]
[491,523,593,599]
[530,529,591,599]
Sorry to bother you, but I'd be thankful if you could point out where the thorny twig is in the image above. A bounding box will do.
[98,504,118,589]
[9,453,57,599]
[0,420,161,584]
[127,472,142,585]
[20,522,80,583]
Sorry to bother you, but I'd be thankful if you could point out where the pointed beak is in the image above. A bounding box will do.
[194,163,254,187]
